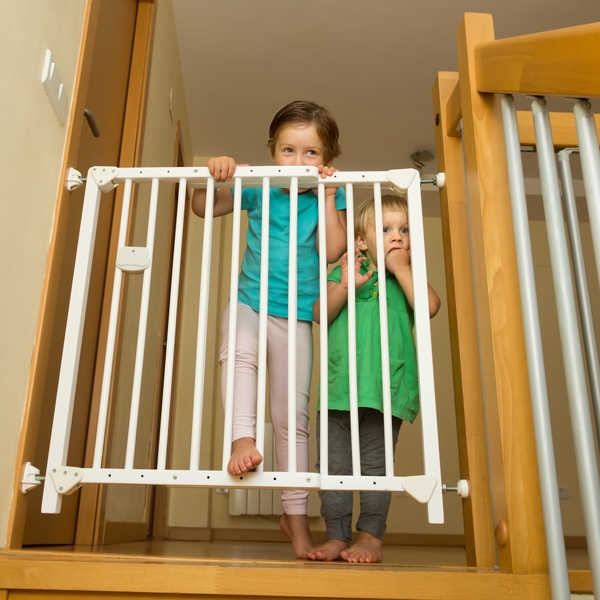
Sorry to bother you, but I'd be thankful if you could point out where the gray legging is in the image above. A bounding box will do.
[316,408,402,542]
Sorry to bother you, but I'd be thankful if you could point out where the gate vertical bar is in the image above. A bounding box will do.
[125,178,160,469]
[255,177,270,472]
[373,183,394,476]
[346,184,360,475]
[158,178,188,469]
[501,94,570,600]
[42,176,104,513]
[557,149,600,446]
[532,96,600,594]
[318,182,329,476]
[288,176,298,473]
[190,178,215,470]
[222,177,243,471]
[406,175,443,524]
[93,178,134,470]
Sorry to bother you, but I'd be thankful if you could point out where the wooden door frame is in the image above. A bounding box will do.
[74,0,156,546]
[6,0,155,550]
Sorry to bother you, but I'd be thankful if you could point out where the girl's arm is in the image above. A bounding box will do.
[313,281,347,325]
[192,188,235,218]
[386,250,441,318]
[315,165,348,263]
[191,156,237,218]
[315,201,348,263]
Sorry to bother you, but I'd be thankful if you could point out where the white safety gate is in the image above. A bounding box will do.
[39,165,445,524]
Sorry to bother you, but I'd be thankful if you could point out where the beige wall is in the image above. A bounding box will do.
[0,2,87,549]
[104,0,194,523]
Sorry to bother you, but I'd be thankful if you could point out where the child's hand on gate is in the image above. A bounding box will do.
[207,156,237,182]
[318,164,339,199]
[341,250,372,289]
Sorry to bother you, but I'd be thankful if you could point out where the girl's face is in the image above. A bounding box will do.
[271,123,328,167]
[356,209,410,270]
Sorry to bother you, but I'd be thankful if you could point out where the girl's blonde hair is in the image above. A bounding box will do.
[267,100,342,165]
[354,194,408,238]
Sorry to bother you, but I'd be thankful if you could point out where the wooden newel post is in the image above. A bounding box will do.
[432,71,496,569]
[456,12,548,574]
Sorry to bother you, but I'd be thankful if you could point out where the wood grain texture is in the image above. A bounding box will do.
[475,22,600,97]
[444,78,462,139]
[517,111,600,150]
[457,13,547,574]
[75,0,155,547]
[0,554,552,599]
[432,72,496,569]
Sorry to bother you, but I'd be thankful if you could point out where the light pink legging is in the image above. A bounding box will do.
[219,301,313,515]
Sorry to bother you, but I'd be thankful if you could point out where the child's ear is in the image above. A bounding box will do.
[356,233,367,253]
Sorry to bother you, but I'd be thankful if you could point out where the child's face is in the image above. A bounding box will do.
[356,209,410,270]
[271,123,329,168]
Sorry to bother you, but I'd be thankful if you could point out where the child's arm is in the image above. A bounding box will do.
[191,156,236,218]
[313,251,372,324]
[316,165,348,264]
[386,250,441,318]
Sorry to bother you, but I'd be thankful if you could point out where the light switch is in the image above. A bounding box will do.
[42,49,68,124]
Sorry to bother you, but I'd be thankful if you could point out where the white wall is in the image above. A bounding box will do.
[0,2,87,548]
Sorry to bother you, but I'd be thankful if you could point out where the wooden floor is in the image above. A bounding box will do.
[0,540,592,599]
[16,539,591,570]
[23,539,470,566]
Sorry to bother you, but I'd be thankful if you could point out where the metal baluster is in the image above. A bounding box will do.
[532,96,600,595]
[501,95,570,599]
[557,149,600,447]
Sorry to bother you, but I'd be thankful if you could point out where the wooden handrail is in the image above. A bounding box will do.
[443,73,600,148]
[474,21,600,97]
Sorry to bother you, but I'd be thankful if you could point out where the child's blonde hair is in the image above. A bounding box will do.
[354,194,408,238]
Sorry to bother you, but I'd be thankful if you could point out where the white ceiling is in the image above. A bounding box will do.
[172,0,599,177]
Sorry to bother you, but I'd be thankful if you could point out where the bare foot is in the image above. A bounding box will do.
[340,531,383,563]
[306,539,349,561]
[227,437,262,475]
[279,514,314,559]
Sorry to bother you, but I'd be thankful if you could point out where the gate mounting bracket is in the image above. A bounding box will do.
[21,462,44,494]
[90,166,119,193]
[402,475,438,504]
[49,466,84,495]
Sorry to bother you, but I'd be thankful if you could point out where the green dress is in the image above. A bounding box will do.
[318,257,419,423]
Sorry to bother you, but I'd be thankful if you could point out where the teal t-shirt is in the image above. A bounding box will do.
[238,187,346,321]
[318,258,419,422]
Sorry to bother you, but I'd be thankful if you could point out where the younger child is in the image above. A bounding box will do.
[191,101,348,558]
[309,194,440,563]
